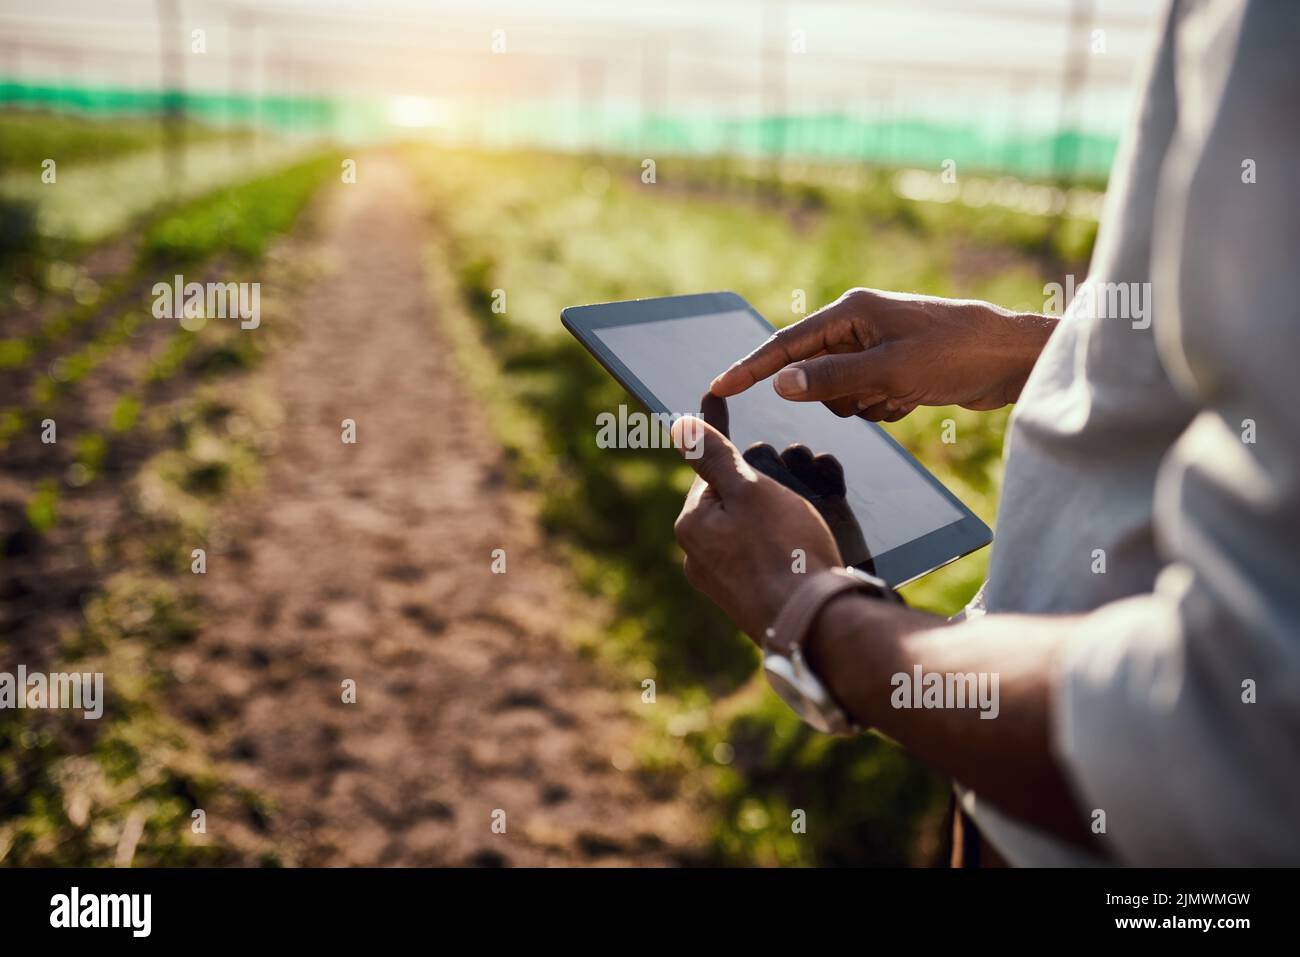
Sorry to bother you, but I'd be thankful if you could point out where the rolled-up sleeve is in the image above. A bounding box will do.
[1051,0,1300,866]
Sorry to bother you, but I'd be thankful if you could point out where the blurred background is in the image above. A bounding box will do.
[2,0,1161,867]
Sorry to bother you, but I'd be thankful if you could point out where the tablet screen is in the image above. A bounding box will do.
[592,308,965,562]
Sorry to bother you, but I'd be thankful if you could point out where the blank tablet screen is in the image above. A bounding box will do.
[591,307,965,559]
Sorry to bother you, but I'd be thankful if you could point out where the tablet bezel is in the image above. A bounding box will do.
[561,291,992,588]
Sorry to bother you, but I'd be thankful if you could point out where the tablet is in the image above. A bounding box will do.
[561,291,991,587]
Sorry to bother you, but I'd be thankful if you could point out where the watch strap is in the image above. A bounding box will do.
[765,568,878,657]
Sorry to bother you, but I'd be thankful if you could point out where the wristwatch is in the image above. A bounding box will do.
[762,567,904,735]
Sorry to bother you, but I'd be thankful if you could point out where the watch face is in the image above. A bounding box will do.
[763,654,838,734]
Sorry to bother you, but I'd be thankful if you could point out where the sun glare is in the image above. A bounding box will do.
[387,95,448,129]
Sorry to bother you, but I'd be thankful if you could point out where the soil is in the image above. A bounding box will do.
[166,156,708,866]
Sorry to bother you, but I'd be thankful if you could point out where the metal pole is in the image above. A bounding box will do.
[156,0,185,186]
[1052,0,1095,184]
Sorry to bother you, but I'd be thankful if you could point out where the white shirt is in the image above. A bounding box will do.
[970,0,1300,866]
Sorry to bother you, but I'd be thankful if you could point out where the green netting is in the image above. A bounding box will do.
[1,79,1118,180]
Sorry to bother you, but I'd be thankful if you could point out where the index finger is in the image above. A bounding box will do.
[709,297,856,397]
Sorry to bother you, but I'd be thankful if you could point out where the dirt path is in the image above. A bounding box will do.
[171,155,706,866]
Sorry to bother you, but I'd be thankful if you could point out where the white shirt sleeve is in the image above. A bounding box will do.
[1051,0,1300,865]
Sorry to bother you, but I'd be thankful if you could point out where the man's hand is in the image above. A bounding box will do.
[669,418,1095,848]
[670,416,841,642]
[709,288,1057,420]
[741,442,870,568]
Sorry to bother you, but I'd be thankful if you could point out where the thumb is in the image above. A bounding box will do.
[671,415,755,499]
[775,348,896,402]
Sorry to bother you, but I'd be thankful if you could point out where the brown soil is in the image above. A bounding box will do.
[0,252,243,671]
[168,156,708,866]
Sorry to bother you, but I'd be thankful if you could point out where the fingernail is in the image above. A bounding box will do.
[775,367,807,397]
[671,415,701,454]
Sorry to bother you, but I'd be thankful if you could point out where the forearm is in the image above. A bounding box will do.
[804,594,1100,850]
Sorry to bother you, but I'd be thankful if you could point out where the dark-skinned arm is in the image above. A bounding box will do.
[804,596,1099,851]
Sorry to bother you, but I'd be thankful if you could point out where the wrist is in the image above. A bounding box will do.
[974,304,1057,403]
[802,591,941,728]
[1002,309,1057,387]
